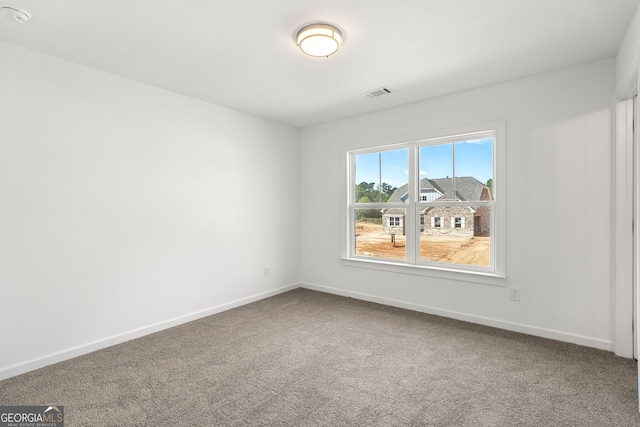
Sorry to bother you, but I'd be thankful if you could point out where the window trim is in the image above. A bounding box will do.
[342,119,506,285]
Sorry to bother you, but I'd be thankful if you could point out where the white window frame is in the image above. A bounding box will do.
[342,120,506,286]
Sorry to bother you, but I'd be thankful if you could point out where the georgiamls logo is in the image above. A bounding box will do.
[0,405,64,426]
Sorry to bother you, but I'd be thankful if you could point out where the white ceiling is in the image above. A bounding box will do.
[1,0,638,128]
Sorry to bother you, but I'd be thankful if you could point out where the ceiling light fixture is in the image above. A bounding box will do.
[296,23,343,58]
[1,5,31,23]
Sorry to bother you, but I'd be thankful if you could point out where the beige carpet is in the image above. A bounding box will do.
[1,288,639,426]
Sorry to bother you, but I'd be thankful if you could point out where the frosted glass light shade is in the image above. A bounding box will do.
[296,23,343,57]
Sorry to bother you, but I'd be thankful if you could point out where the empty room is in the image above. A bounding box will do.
[3,1,640,425]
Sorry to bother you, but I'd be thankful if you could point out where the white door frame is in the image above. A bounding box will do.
[615,97,635,359]
[614,61,638,360]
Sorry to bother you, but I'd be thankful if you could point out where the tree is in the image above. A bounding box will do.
[356,182,378,203]
[486,179,493,198]
[355,182,383,222]
[381,182,397,202]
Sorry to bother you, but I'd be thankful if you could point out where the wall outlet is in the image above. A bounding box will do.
[264,266,270,276]
[509,287,521,301]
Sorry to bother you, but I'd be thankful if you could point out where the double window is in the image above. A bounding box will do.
[347,124,504,278]
[388,216,402,227]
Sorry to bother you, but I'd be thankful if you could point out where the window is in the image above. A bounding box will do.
[353,148,408,260]
[388,216,402,227]
[419,189,440,202]
[346,121,505,280]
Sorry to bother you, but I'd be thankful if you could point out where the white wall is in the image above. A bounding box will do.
[0,41,299,379]
[299,59,616,351]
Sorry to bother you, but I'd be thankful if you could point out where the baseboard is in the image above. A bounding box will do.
[300,282,613,352]
[3,281,615,381]
[0,283,299,381]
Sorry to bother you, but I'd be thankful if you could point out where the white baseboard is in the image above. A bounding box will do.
[3,281,616,381]
[0,283,299,381]
[300,282,614,352]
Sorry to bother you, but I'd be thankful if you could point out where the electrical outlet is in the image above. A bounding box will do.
[509,287,520,301]
[264,266,270,276]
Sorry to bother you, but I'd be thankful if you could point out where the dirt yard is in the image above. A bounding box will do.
[355,222,490,267]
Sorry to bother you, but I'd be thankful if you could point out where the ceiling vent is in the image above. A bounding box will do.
[364,87,392,98]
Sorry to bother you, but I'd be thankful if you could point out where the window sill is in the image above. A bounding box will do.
[340,257,506,287]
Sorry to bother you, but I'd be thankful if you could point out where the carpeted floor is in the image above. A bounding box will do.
[1,288,639,426]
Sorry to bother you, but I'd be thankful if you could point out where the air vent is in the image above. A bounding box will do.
[364,87,392,98]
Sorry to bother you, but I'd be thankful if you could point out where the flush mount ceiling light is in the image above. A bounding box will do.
[0,5,31,23]
[296,23,343,57]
